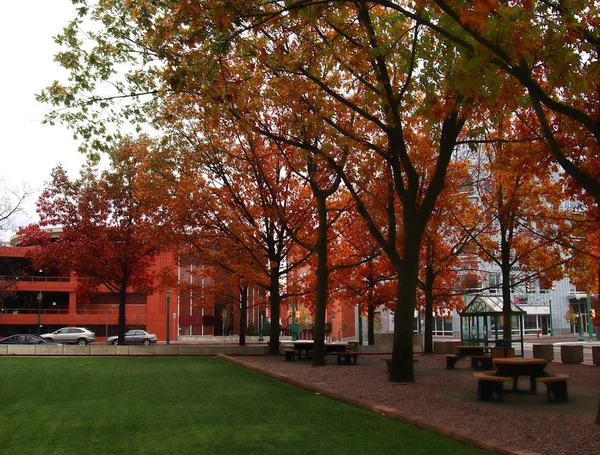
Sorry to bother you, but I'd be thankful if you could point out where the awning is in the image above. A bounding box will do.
[521,306,550,315]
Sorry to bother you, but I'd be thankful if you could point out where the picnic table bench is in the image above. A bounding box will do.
[474,370,569,404]
[284,349,300,361]
[446,353,492,370]
[333,351,359,365]
[473,372,514,402]
[536,374,570,403]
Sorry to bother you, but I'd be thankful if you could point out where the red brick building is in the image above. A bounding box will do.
[0,244,178,341]
[0,241,355,342]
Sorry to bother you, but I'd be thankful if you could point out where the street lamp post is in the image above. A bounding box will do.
[357,306,363,346]
[586,286,593,341]
[548,297,554,337]
[166,290,171,346]
[577,297,584,342]
[291,302,299,341]
[36,292,43,335]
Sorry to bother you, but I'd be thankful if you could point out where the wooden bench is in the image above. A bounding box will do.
[470,355,493,370]
[284,349,299,361]
[536,374,569,403]
[446,354,461,369]
[473,372,514,402]
[334,351,359,365]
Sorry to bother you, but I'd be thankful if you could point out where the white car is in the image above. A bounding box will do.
[40,327,95,345]
[106,330,157,346]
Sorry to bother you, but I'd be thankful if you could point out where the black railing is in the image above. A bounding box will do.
[0,308,117,315]
[0,275,72,283]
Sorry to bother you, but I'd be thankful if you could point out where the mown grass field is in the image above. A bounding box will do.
[0,357,489,454]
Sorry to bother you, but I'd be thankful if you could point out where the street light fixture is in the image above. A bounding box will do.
[586,285,593,341]
[577,296,584,342]
[166,290,171,346]
[291,302,298,341]
[548,296,554,337]
[258,312,264,342]
[36,292,43,336]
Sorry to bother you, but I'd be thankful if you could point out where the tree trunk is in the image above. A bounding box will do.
[367,303,375,346]
[389,233,421,382]
[312,194,329,366]
[423,265,435,354]
[423,239,435,354]
[117,272,128,344]
[500,224,513,340]
[267,270,281,355]
[239,285,248,346]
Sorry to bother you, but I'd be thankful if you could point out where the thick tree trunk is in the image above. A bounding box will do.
[312,195,329,366]
[423,265,435,354]
[389,233,421,383]
[367,303,375,346]
[267,270,281,355]
[500,226,513,340]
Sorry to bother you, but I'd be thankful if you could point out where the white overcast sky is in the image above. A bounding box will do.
[1,0,87,239]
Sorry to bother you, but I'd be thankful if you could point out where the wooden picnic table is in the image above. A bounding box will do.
[291,340,350,358]
[492,357,549,394]
[456,345,491,357]
[447,345,492,369]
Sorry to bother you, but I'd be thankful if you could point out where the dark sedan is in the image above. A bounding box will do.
[106,330,158,346]
[0,334,60,345]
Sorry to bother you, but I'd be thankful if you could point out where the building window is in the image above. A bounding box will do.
[489,274,501,294]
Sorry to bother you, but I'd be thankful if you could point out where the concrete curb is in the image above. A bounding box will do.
[218,354,541,455]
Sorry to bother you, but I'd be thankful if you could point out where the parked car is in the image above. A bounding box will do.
[40,327,95,345]
[0,334,60,345]
[106,330,157,346]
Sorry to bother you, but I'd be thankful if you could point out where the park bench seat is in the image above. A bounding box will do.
[334,351,359,365]
[446,354,461,369]
[470,355,493,370]
[284,349,299,361]
[536,374,570,403]
[473,372,514,402]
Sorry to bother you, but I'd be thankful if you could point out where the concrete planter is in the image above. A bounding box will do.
[532,344,554,362]
[592,346,600,366]
[445,341,461,355]
[434,340,460,354]
[433,341,446,354]
[560,344,583,364]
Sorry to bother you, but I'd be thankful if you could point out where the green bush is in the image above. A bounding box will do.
[247,322,257,336]
[263,319,271,334]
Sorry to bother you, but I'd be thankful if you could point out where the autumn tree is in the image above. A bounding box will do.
[329,197,396,346]
[154,3,481,383]
[20,137,173,344]
[458,118,571,339]
[38,2,499,382]
[178,259,266,346]
[418,229,469,354]
[138,127,313,354]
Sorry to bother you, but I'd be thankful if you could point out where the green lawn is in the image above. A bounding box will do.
[0,357,488,454]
